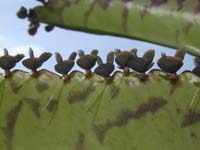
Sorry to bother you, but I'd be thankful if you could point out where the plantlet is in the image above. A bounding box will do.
[157,48,185,74]
[94,51,115,78]
[22,48,52,72]
[54,51,77,77]
[128,49,155,73]
[77,49,98,75]
[0,48,24,74]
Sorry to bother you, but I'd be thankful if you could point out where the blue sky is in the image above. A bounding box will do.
[0,1,194,73]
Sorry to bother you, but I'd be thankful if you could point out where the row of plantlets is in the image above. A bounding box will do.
[0,48,200,78]
[0,48,200,150]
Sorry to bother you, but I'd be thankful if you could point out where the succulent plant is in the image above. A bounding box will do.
[0,0,200,150]
[0,48,199,150]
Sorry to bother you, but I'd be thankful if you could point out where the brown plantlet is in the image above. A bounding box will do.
[22,47,52,72]
[128,49,155,73]
[54,52,77,76]
[157,48,185,73]
[76,49,98,74]
[94,51,115,78]
[0,48,24,74]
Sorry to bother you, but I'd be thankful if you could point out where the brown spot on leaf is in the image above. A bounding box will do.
[176,108,182,114]
[76,131,85,150]
[9,79,23,94]
[181,110,200,127]
[3,101,23,150]
[122,0,132,32]
[134,96,167,118]
[195,1,200,14]
[176,0,185,11]
[94,96,167,143]
[47,99,58,112]
[75,0,81,4]
[84,0,111,25]
[67,85,95,104]
[35,81,49,92]
[191,132,198,139]
[26,98,40,118]
[150,0,168,7]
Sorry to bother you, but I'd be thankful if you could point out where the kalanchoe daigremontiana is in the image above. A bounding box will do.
[0,48,24,74]
[22,47,52,72]
[54,52,77,77]
[115,49,137,75]
[128,49,155,73]
[157,48,185,74]
[76,49,98,76]
[94,51,115,78]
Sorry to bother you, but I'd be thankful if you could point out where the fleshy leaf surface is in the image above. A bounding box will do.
[0,70,200,150]
[26,0,200,55]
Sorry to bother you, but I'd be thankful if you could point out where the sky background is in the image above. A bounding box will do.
[0,0,194,74]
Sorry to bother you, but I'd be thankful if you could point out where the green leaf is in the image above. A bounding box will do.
[23,0,200,56]
[0,70,200,150]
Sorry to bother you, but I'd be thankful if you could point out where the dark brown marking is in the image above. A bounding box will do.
[195,0,200,14]
[84,0,112,25]
[75,0,81,4]
[181,110,200,127]
[58,0,71,23]
[9,79,23,94]
[191,132,198,139]
[150,0,168,7]
[47,99,58,112]
[26,98,40,118]
[35,81,49,92]
[110,85,120,99]
[84,1,96,25]
[134,96,167,118]
[98,0,112,10]
[176,0,185,11]
[176,108,182,114]
[67,85,96,104]
[3,101,23,150]
[94,96,167,143]
[122,7,129,32]
[122,0,132,32]
[76,132,85,150]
